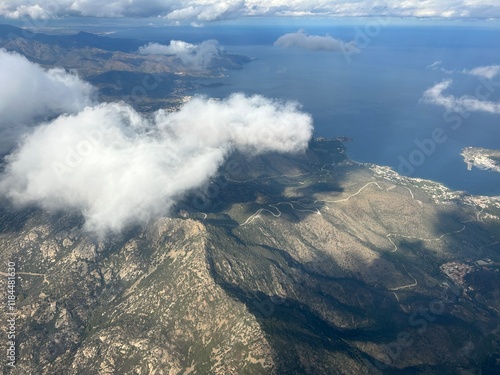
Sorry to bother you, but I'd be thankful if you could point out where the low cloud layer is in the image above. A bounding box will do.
[0,95,313,235]
[0,49,94,153]
[138,40,221,69]
[1,1,499,20]
[274,29,359,53]
[422,79,500,114]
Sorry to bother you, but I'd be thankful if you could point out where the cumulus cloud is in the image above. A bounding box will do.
[0,49,94,154]
[138,39,221,69]
[1,1,500,20]
[422,79,500,114]
[0,95,313,235]
[274,29,359,53]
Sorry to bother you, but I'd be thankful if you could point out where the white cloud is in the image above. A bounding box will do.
[0,95,313,235]
[465,65,500,79]
[427,61,442,70]
[1,4,51,19]
[274,29,359,53]
[165,1,245,22]
[426,60,454,75]
[0,49,94,154]
[138,39,221,69]
[1,1,500,20]
[427,62,500,78]
[422,79,500,114]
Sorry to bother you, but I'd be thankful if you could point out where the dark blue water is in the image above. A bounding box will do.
[10,17,500,195]
[189,25,500,196]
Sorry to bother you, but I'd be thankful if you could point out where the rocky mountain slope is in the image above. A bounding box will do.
[1,139,499,374]
[0,24,251,112]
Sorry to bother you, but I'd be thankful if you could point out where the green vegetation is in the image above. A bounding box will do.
[0,139,499,373]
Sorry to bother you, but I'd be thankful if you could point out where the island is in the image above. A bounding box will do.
[462,146,500,173]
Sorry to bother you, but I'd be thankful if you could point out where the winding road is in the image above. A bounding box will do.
[241,201,321,226]
[387,225,467,253]
[231,175,478,292]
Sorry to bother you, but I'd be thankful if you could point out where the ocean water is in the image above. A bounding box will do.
[190,24,500,196]
[15,18,500,195]
[193,41,500,195]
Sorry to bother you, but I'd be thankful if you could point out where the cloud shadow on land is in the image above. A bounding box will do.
[205,237,400,373]
[200,178,500,373]
[0,198,40,234]
[0,93,314,236]
[177,139,346,226]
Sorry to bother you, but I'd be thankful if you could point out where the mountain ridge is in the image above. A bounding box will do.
[1,139,499,374]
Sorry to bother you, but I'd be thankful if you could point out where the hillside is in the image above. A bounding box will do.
[0,24,250,112]
[1,139,499,374]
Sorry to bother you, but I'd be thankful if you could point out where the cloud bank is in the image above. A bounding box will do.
[274,29,359,53]
[1,1,500,20]
[422,79,500,114]
[138,39,221,69]
[0,49,94,154]
[0,95,313,235]
[165,0,244,22]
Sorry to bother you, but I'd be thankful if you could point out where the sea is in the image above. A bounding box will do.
[8,16,500,196]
